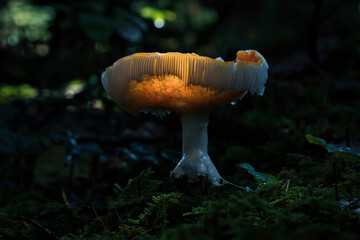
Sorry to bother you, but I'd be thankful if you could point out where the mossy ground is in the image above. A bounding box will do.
[1,74,360,239]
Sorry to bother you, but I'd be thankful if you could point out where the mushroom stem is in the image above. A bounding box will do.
[171,112,223,186]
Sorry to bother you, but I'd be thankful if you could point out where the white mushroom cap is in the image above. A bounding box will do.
[102,50,268,115]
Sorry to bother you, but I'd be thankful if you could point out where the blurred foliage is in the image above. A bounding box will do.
[1,0,360,239]
[0,0,55,44]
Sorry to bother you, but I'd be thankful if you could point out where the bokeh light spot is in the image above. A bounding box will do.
[92,99,105,110]
[35,44,49,56]
[154,18,165,28]
[64,79,86,99]
[7,36,19,46]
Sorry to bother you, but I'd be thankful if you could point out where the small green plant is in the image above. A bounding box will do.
[238,163,277,184]
[306,134,360,200]
[306,134,360,161]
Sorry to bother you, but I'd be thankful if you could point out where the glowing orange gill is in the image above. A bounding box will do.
[124,74,244,114]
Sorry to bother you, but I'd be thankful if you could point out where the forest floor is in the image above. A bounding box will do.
[1,61,360,240]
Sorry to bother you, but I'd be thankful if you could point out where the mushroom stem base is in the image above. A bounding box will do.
[170,112,223,186]
[171,151,223,186]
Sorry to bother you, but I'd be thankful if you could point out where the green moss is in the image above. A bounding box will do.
[109,168,162,207]
[0,212,27,239]
[0,190,48,216]
[129,192,182,232]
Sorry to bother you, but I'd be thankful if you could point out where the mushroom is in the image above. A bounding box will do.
[102,50,268,186]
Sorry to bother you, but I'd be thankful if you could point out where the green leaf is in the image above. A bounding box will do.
[306,134,360,161]
[238,163,277,182]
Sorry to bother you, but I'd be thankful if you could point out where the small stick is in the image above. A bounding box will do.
[281,180,291,192]
[19,216,60,240]
[91,204,106,231]
[61,189,70,206]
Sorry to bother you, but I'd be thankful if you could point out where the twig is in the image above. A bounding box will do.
[281,180,291,192]
[114,209,122,222]
[91,204,107,231]
[115,209,126,239]
[131,228,152,240]
[18,216,60,240]
[20,219,30,228]
[61,189,70,206]
[309,61,332,82]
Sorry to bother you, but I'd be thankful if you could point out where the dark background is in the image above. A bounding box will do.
[0,0,360,239]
